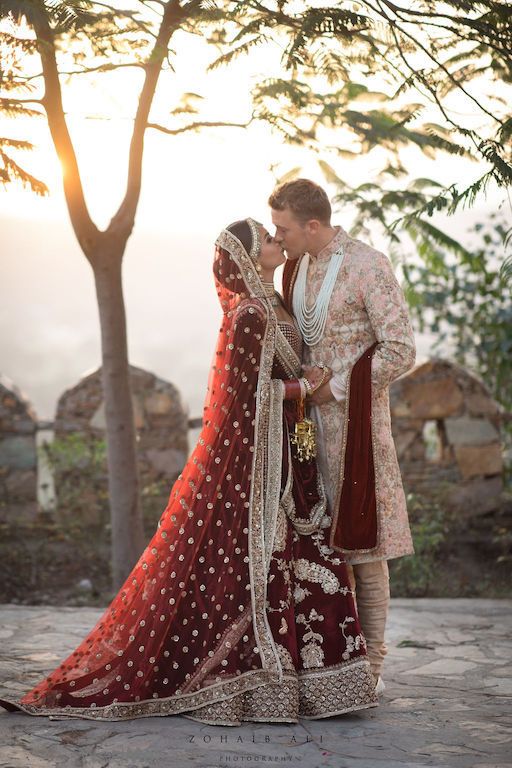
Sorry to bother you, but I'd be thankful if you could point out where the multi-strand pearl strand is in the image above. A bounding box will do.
[292,246,345,346]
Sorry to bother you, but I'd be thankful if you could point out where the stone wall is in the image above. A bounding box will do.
[390,359,504,516]
[53,365,189,527]
[0,375,38,522]
[0,359,506,528]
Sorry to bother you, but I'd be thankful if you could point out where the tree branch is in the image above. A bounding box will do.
[19,61,148,84]
[0,148,49,195]
[146,119,251,135]
[378,0,482,25]
[377,1,508,58]
[32,8,100,257]
[0,96,44,106]
[58,62,148,77]
[378,8,482,155]
[110,0,188,237]
[373,0,505,126]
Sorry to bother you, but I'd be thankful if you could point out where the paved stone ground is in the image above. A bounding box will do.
[0,599,511,768]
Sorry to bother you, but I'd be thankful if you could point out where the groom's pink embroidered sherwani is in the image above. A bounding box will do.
[290,226,416,565]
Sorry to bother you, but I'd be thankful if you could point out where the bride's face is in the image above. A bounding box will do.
[257,227,286,272]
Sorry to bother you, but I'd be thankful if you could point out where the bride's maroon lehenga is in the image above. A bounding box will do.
[0,221,377,724]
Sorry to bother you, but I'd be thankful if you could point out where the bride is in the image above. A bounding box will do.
[0,218,377,724]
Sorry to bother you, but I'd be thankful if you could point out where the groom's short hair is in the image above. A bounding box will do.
[268,179,331,225]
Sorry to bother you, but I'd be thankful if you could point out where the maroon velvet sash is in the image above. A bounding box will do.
[330,343,378,552]
[283,257,299,313]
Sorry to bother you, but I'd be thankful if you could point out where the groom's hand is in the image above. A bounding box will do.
[310,381,335,405]
[302,365,332,390]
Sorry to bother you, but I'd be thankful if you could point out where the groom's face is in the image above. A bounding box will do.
[271,207,309,261]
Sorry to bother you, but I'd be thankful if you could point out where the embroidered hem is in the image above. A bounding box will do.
[180,657,377,725]
[1,658,376,723]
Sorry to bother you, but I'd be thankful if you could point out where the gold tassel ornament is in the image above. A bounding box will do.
[290,363,329,463]
[290,396,317,463]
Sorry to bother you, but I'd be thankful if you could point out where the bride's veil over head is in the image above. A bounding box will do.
[213,218,265,307]
[204,217,268,417]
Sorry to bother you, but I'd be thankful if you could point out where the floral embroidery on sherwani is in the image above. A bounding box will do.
[295,226,416,564]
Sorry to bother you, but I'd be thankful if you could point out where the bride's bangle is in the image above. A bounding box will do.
[283,379,308,401]
[302,377,313,396]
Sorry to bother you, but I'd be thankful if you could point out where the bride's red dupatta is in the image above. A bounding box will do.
[1,226,285,720]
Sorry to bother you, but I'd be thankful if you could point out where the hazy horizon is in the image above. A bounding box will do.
[1,206,481,423]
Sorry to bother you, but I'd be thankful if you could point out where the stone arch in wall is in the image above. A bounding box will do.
[390,359,504,516]
[0,375,38,522]
[53,365,189,527]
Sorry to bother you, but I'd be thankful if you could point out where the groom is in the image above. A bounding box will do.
[270,179,416,693]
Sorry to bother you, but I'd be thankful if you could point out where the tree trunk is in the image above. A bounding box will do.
[93,245,145,589]
[30,2,184,591]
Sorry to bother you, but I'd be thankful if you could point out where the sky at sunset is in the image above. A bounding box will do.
[1,15,510,423]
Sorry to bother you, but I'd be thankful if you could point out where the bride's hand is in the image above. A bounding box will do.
[302,365,332,391]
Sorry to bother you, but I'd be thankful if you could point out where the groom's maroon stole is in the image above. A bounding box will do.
[330,344,378,552]
[282,258,298,313]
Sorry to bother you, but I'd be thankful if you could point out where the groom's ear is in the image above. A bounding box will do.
[306,219,321,235]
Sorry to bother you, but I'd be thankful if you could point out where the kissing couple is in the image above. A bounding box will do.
[1,178,416,725]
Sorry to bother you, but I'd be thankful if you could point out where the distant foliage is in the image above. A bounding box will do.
[42,434,109,529]
[42,433,169,535]
[403,216,512,414]
[213,1,512,220]
[389,493,446,597]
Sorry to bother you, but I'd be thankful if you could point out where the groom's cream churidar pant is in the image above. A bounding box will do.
[347,561,390,679]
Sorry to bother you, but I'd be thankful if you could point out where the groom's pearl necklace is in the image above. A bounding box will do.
[292,246,345,347]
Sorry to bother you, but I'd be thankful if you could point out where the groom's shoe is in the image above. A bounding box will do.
[375,676,386,696]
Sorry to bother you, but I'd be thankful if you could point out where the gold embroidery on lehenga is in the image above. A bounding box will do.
[272,505,288,554]
[281,450,328,535]
[293,584,312,605]
[297,609,325,669]
[276,644,295,671]
[263,379,285,570]
[299,658,376,720]
[245,303,283,683]
[339,617,366,661]
[300,644,325,669]
[267,556,293,614]
[293,558,341,595]
[275,322,302,378]
[183,659,377,725]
